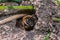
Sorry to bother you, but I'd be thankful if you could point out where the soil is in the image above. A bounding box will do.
[0,0,60,40]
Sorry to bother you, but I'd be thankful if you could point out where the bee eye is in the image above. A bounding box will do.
[26,17,35,27]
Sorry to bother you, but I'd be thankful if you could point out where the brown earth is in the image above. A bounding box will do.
[0,0,60,40]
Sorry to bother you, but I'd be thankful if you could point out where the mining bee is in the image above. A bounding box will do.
[15,6,38,31]
[16,14,38,31]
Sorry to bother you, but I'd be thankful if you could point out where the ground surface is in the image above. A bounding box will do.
[0,0,60,40]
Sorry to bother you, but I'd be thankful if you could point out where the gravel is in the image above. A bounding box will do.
[0,0,60,40]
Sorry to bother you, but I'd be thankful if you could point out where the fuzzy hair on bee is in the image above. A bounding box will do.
[15,7,38,31]
[16,14,38,31]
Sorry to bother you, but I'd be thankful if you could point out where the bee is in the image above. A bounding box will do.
[15,6,38,31]
[16,14,38,31]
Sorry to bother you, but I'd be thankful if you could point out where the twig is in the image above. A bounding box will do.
[0,14,26,25]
